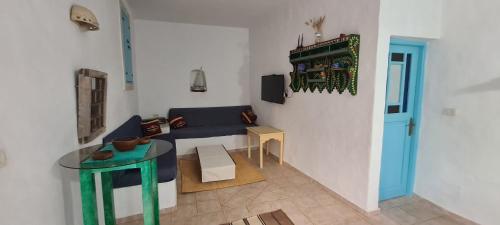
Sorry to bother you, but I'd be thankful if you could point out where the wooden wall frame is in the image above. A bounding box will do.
[77,69,107,144]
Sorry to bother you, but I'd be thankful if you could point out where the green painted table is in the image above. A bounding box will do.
[59,140,173,225]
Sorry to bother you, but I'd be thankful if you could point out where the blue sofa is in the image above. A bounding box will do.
[102,115,177,189]
[168,105,256,139]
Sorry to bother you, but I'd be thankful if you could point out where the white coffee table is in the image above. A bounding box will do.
[196,145,235,183]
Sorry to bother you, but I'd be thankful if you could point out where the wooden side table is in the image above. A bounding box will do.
[246,126,284,168]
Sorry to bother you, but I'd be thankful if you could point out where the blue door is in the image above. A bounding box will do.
[379,42,423,201]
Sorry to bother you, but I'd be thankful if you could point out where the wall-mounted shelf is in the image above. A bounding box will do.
[289,34,360,95]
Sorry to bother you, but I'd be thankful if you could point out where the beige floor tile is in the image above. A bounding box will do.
[221,196,251,209]
[159,213,173,225]
[251,189,286,204]
[291,195,320,211]
[379,195,421,209]
[223,206,251,222]
[382,207,419,225]
[278,185,304,198]
[118,220,142,225]
[247,200,279,215]
[363,213,400,225]
[267,176,291,187]
[216,186,242,203]
[196,199,222,215]
[286,211,313,225]
[236,186,262,199]
[416,214,478,225]
[302,205,344,225]
[194,211,227,225]
[341,217,372,225]
[288,175,312,186]
[400,200,445,222]
[195,190,218,201]
[177,193,196,206]
[280,167,303,177]
[272,199,298,213]
[165,150,475,225]
[172,204,197,220]
[312,193,343,207]
[172,216,197,225]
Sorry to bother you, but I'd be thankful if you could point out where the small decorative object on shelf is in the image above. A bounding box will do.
[305,16,325,43]
[190,67,207,92]
[70,5,99,31]
[296,34,304,49]
[289,34,360,95]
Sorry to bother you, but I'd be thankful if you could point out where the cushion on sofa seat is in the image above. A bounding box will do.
[171,124,254,139]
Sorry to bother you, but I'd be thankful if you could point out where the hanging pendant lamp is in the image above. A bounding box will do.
[190,67,207,92]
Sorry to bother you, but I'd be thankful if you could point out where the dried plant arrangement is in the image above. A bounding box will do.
[305,16,326,43]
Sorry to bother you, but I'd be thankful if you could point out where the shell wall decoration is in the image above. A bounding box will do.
[70,5,99,31]
[289,34,360,95]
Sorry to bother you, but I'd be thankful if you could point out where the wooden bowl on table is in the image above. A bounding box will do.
[112,137,139,151]
[92,150,113,160]
[138,137,151,145]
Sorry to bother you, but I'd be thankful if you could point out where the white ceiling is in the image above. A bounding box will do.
[125,0,288,28]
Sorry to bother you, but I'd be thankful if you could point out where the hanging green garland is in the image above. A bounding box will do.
[288,34,360,95]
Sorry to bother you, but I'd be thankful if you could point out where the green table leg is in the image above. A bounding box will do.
[141,161,154,225]
[151,159,160,225]
[102,172,116,225]
[80,170,98,225]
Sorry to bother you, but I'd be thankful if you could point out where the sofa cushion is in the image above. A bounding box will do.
[171,124,254,139]
[169,115,187,129]
[103,115,143,143]
[241,109,257,125]
[141,119,162,137]
[168,105,252,127]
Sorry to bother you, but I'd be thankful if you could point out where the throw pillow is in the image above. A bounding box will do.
[241,110,257,124]
[169,115,187,129]
[141,119,162,137]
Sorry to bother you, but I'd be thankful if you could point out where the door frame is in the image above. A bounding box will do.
[383,38,427,197]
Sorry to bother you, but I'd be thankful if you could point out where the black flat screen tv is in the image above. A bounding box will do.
[261,74,285,104]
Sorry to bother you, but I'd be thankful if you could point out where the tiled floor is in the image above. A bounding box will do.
[120,150,476,225]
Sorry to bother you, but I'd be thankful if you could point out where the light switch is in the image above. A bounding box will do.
[0,149,6,168]
[442,108,456,117]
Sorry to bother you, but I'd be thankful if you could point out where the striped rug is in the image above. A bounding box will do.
[221,209,294,225]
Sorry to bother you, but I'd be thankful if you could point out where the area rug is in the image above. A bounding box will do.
[221,209,294,225]
[180,153,265,193]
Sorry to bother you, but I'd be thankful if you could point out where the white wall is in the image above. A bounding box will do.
[249,0,381,211]
[369,0,443,211]
[0,0,139,224]
[134,20,250,118]
[415,1,500,224]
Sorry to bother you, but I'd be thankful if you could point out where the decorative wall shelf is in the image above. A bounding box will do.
[289,34,360,95]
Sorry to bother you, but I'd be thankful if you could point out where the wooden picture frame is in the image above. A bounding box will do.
[77,68,107,144]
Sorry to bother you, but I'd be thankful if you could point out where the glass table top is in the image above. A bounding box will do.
[58,140,173,170]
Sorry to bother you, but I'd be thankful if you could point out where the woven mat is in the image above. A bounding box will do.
[180,153,265,193]
[221,209,294,225]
